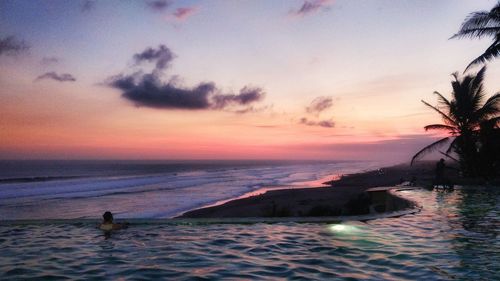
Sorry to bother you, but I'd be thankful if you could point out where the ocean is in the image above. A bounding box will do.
[0,160,382,220]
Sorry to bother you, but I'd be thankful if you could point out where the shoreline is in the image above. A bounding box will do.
[179,162,437,219]
[188,173,345,214]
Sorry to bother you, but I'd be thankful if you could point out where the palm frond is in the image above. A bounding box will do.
[465,39,500,71]
[451,26,500,39]
[491,116,500,128]
[471,85,486,113]
[451,10,500,39]
[450,79,464,105]
[421,100,457,126]
[446,137,459,154]
[433,91,451,107]
[481,116,500,129]
[482,92,500,109]
[492,116,500,128]
[474,107,499,125]
[424,124,457,133]
[472,92,500,123]
[451,2,500,39]
[411,137,450,165]
[469,65,486,94]
[439,151,460,163]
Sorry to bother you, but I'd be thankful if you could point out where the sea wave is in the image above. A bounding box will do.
[0,160,380,220]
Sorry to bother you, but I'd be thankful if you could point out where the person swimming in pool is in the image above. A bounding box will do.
[99,211,128,231]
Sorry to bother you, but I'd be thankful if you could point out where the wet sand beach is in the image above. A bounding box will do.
[179,162,445,218]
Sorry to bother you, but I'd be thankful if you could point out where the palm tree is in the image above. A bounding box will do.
[451,2,500,71]
[411,66,500,176]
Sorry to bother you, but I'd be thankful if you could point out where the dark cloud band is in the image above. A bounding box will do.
[146,0,171,11]
[108,45,265,112]
[0,36,29,57]
[81,0,96,12]
[36,72,76,82]
[172,7,197,20]
[300,117,335,128]
[40,57,60,65]
[133,44,175,71]
[306,96,333,114]
[212,87,265,109]
[109,73,264,110]
[290,0,333,17]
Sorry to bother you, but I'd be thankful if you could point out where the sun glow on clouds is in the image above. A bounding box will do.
[0,67,448,161]
[0,0,498,160]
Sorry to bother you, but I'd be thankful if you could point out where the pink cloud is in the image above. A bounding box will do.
[171,6,198,21]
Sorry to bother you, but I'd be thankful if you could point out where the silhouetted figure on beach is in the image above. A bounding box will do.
[99,211,128,232]
[435,159,452,190]
[436,159,445,180]
[410,176,417,186]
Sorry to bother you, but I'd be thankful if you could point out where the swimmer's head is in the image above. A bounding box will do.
[103,211,113,223]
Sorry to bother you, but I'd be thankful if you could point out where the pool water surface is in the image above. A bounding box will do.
[0,188,498,280]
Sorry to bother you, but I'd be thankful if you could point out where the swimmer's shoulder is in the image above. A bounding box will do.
[99,223,114,231]
[98,222,129,231]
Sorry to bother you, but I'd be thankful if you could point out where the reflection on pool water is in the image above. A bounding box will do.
[0,188,498,280]
[329,224,361,233]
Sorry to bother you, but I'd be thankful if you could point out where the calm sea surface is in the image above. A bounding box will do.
[0,188,498,280]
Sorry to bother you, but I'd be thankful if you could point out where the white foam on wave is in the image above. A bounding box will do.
[0,161,379,219]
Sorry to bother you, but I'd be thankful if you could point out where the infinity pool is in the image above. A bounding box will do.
[1,188,498,280]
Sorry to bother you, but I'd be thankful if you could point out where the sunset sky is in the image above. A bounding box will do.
[1,0,499,161]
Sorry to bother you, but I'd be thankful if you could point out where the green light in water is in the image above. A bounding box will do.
[329,224,358,233]
[331,224,346,231]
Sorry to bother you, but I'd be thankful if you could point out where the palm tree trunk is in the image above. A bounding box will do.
[457,133,480,177]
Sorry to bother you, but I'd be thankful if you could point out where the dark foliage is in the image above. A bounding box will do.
[452,2,500,70]
[412,67,500,177]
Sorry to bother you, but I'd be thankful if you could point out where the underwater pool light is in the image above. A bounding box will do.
[329,224,358,233]
[331,224,346,231]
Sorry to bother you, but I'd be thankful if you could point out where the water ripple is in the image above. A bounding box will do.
[0,188,499,280]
